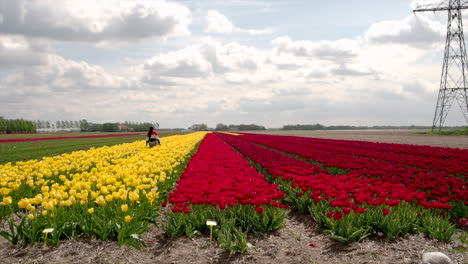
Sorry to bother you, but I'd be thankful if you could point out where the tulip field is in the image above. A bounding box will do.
[0,131,467,253]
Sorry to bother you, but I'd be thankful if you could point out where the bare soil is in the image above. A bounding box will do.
[1,130,467,264]
[251,129,468,149]
[1,209,467,264]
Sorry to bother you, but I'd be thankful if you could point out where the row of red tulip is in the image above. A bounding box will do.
[236,134,468,176]
[167,133,286,213]
[216,133,467,219]
[164,133,287,251]
[232,133,467,213]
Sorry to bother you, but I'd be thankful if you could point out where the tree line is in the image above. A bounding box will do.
[281,124,461,130]
[188,123,266,131]
[80,120,158,132]
[0,117,36,134]
[2,118,159,133]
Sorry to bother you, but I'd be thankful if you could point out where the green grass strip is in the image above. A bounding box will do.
[416,128,468,135]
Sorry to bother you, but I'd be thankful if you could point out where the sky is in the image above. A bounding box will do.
[0,0,467,128]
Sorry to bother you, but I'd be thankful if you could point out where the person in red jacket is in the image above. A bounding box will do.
[146,126,160,147]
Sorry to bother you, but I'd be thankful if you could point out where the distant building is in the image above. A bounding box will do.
[118,125,134,132]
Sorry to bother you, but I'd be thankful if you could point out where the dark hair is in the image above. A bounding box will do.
[147,126,154,137]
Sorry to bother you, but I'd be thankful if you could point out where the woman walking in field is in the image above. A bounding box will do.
[146,126,160,147]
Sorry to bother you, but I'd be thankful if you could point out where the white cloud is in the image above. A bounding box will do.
[365,14,445,47]
[205,10,272,35]
[0,0,191,42]
[0,36,48,67]
[143,46,213,79]
[2,1,467,127]
[272,36,360,64]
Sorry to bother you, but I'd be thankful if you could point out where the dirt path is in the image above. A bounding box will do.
[250,130,468,149]
[1,209,466,264]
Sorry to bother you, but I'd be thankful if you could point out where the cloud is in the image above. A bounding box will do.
[0,0,191,42]
[2,1,465,127]
[0,36,127,101]
[365,14,444,47]
[205,10,272,35]
[332,64,375,77]
[143,46,213,79]
[239,97,307,113]
[0,36,48,67]
[272,36,359,63]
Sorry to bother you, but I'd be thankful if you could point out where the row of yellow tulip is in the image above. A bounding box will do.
[1,132,206,216]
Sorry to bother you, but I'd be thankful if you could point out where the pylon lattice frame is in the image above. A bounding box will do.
[414,0,468,130]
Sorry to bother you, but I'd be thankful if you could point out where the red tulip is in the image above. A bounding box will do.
[333,212,343,220]
[459,218,467,227]
[254,207,264,214]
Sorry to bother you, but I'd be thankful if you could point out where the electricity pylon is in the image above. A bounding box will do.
[414,0,468,130]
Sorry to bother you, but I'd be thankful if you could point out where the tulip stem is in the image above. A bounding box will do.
[209,225,213,244]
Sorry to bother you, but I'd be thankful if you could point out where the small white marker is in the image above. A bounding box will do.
[206,221,217,226]
[42,228,54,233]
[206,220,217,244]
[42,228,54,250]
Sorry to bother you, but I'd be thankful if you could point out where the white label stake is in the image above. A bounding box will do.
[206,220,217,244]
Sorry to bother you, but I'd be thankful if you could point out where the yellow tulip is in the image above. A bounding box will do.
[27,214,34,220]
[105,194,113,203]
[95,195,106,206]
[42,210,48,216]
[124,215,132,223]
[2,196,12,205]
[100,186,109,194]
[0,132,207,220]
[121,204,128,212]
[129,191,139,202]
[88,208,94,214]
[44,202,54,211]
[17,199,28,209]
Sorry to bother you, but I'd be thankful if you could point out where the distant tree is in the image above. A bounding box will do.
[88,123,103,132]
[2,118,36,133]
[189,123,208,131]
[237,124,266,131]
[215,123,228,131]
[80,119,90,132]
[0,117,6,133]
[102,123,118,132]
[282,124,325,130]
